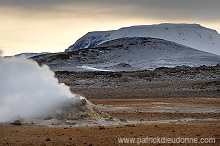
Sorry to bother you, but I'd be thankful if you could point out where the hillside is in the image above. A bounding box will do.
[33,37,220,71]
[65,23,220,55]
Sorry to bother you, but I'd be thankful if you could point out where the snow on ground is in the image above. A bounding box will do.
[77,66,112,72]
[66,23,220,55]
[33,37,220,72]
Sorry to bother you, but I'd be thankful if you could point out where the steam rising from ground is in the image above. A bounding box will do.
[0,56,81,122]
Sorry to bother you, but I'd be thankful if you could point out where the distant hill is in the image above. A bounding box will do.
[65,23,220,55]
[33,37,220,71]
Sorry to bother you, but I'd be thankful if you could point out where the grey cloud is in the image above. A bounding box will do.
[1,0,219,22]
[101,0,220,21]
[0,0,71,6]
[1,0,220,9]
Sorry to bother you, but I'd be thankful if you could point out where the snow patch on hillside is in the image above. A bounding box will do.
[77,66,112,71]
[34,37,220,71]
[66,23,220,55]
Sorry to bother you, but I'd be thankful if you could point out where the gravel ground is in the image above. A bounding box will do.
[1,98,219,145]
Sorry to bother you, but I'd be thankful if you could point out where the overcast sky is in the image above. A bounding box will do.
[0,0,220,56]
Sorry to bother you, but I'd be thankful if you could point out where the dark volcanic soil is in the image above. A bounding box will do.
[55,65,220,99]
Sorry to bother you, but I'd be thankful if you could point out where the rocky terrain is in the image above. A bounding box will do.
[55,65,220,99]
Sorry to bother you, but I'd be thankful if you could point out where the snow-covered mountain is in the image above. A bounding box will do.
[65,23,220,55]
[33,37,220,71]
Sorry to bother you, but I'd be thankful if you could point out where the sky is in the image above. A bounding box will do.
[0,0,220,56]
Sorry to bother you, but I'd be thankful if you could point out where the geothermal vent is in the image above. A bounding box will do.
[0,56,106,123]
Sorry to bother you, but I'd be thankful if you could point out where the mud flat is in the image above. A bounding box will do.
[1,98,219,145]
[92,98,220,122]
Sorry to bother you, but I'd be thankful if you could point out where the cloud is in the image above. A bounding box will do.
[0,0,220,22]
[0,0,219,56]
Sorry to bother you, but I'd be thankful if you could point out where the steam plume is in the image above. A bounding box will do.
[0,56,80,122]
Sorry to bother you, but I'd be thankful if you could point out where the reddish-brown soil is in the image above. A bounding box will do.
[0,98,219,145]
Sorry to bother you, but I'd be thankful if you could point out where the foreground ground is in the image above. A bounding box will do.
[0,98,219,145]
[0,122,219,145]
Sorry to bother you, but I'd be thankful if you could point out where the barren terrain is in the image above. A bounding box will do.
[55,65,220,99]
[1,98,219,145]
[1,65,220,145]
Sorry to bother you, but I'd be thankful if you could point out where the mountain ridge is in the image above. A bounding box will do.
[65,23,220,55]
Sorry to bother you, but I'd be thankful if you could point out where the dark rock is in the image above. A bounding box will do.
[120,118,127,122]
[12,120,21,126]
[80,99,87,106]
[45,138,51,141]
[140,119,145,122]
[98,126,105,130]
[125,124,136,127]
[105,117,114,121]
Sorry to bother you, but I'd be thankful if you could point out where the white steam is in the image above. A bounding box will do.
[0,56,80,122]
